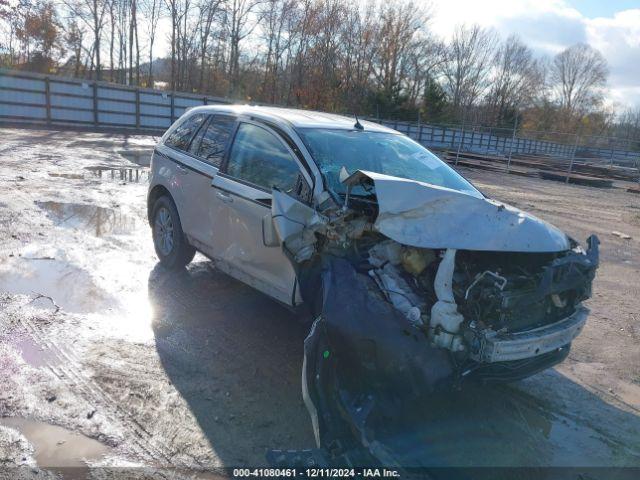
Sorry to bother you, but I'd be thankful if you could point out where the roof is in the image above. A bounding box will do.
[187,104,397,133]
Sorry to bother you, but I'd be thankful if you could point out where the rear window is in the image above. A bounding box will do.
[190,115,235,167]
[165,113,207,151]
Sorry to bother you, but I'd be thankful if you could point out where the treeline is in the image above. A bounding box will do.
[1,0,639,140]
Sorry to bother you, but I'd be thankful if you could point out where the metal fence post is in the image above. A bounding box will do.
[455,125,465,166]
[609,139,615,166]
[565,134,580,184]
[506,117,518,172]
[135,88,140,129]
[92,81,98,126]
[170,92,175,123]
[44,77,51,125]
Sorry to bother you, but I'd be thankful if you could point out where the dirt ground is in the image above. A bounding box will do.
[0,127,639,476]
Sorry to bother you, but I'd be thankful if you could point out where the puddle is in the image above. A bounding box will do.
[0,258,112,314]
[0,417,111,468]
[48,173,85,180]
[36,201,137,237]
[117,149,152,166]
[14,336,58,368]
[84,166,149,183]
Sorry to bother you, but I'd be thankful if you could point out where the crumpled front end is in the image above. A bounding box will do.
[269,171,599,465]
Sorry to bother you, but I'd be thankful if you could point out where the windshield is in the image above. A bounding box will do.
[297,128,482,197]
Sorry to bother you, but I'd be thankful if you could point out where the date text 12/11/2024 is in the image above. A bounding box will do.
[232,468,401,477]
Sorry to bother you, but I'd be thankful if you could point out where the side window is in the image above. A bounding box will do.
[190,115,235,167]
[226,123,300,191]
[164,113,206,151]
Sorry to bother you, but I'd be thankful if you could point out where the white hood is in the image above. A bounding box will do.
[342,170,570,253]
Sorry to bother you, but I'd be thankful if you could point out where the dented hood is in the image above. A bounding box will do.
[343,170,570,252]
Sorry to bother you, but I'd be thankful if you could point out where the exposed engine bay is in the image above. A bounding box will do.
[268,169,599,466]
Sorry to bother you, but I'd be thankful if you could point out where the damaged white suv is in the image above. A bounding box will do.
[148,105,599,459]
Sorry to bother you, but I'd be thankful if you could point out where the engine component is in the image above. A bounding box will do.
[368,240,403,267]
[454,236,599,333]
[464,271,507,300]
[401,247,435,276]
[430,249,465,352]
[369,263,425,326]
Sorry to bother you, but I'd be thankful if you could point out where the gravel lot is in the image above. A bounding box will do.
[0,127,639,475]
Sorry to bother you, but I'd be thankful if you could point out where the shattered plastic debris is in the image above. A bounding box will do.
[611,230,632,240]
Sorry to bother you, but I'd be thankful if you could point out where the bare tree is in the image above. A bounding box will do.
[140,0,162,86]
[197,0,224,92]
[487,34,542,126]
[372,2,427,100]
[63,19,86,76]
[64,0,108,80]
[164,0,179,89]
[227,0,264,96]
[550,43,608,116]
[259,0,298,103]
[617,107,640,141]
[440,24,497,120]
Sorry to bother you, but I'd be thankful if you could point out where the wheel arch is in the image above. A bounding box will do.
[147,184,174,224]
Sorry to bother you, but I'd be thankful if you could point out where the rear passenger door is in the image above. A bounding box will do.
[210,121,308,305]
[180,114,236,250]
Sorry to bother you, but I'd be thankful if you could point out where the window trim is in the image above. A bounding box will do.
[221,120,310,195]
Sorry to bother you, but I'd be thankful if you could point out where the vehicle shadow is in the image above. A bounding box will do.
[149,260,315,466]
[149,261,640,469]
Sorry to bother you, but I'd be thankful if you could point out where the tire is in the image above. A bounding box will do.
[151,195,195,269]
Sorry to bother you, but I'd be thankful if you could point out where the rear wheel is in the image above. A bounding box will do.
[151,196,195,269]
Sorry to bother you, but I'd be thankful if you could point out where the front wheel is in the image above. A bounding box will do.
[151,196,195,269]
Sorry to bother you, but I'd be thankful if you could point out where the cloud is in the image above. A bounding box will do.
[586,9,640,89]
[429,0,640,108]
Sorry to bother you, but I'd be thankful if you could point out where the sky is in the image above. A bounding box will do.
[429,0,640,109]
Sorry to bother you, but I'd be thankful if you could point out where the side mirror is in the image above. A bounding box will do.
[262,212,280,247]
[339,166,350,184]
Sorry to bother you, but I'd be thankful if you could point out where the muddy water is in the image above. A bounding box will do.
[0,258,111,313]
[36,201,137,237]
[0,417,111,467]
[14,336,58,368]
[48,173,85,180]
[84,166,150,183]
[116,149,152,167]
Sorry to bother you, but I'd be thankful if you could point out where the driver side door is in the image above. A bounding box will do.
[210,121,308,305]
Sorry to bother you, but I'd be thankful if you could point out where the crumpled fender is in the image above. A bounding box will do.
[301,255,454,458]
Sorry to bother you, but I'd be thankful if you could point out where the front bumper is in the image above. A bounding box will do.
[469,305,588,363]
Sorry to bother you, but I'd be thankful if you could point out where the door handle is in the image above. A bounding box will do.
[176,164,189,175]
[216,191,234,204]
